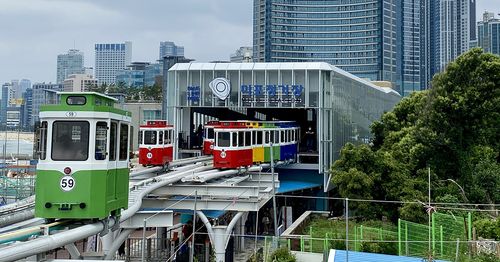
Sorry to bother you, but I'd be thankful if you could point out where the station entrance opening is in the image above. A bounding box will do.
[184,107,317,154]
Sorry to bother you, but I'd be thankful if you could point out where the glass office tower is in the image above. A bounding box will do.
[253,0,398,85]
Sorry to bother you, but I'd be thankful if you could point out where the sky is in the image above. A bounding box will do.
[0,0,498,85]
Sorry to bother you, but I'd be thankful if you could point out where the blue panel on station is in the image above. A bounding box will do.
[277,180,321,194]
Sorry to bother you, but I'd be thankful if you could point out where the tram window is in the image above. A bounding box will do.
[110,122,117,161]
[52,121,89,161]
[207,128,214,139]
[166,130,171,144]
[275,131,279,144]
[38,121,48,160]
[66,96,86,105]
[217,132,230,147]
[238,131,244,147]
[265,131,270,144]
[95,122,107,160]
[245,132,251,146]
[232,132,237,147]
[144,131,156,145]
[164,130,168,144]
[270,130,275,143]
[119,123,129,161]
[252,131,256,145]
[139,130,143,145]
[281,130,285,143]
[257,131,263,145]
[159,131,164,145]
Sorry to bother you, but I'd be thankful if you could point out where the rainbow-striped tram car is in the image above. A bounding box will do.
[35,92,132,219]
[212,121,300,169]
[138,120,174,167]
[202,120,220,155]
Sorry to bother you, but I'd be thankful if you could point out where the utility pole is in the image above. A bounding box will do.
[270,142,278,238]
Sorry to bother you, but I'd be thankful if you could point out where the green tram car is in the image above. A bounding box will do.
[35,92,132,219]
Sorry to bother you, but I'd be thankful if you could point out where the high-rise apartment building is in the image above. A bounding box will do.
[57,49,85,84]
[95,42,132,85]
[253,0,398,87]
[19,79,31,97]
[1,83,12,125]
[478,12,500,56]
[32,83,63,125]
[159,41,184,60]
[22,88,33,130]
[397,0,423,96]
[425,0,476,83]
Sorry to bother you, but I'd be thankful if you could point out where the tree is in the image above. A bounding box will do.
[330,48,500,221]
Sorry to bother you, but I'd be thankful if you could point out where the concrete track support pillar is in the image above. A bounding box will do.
[197,211,245,262]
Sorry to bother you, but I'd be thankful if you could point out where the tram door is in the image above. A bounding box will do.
[107,121,119,201]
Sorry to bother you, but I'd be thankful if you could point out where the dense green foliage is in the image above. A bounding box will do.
[268,247,296,262]
[330,49,500,228]
[474,218,500,240]
[88,82,162,102]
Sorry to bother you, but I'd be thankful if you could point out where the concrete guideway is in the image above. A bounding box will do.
[0,157,280,262]
[0,156,211,228]
[0,158,213,261]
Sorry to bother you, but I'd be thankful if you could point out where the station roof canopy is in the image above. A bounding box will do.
[169,62,400,96]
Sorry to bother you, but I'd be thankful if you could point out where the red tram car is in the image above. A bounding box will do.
[202,120,220,155]
[139,120,174,167]
[212,121,253,169]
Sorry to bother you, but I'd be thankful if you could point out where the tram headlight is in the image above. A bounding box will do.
[220,150,226,159]
[64,167,71,175]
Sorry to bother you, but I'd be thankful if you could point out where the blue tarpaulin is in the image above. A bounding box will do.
[329,250,449,262]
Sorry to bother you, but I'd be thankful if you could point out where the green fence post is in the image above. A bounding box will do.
[467,212,472,241]
[309,226,312,253]
[300,236,304,252]
[432,212,436,255]
[398,219,401,256]
[405,223,408,256]
[310,235,312,253]
[353,226,356,251]
[324,233,327,252]
[440,225,444,257]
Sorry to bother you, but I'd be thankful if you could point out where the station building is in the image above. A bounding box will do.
[164,62,400,194]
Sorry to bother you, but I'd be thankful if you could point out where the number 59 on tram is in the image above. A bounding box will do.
[35,92,132,220]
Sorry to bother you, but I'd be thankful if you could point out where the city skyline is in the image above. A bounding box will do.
[0,0,497,85]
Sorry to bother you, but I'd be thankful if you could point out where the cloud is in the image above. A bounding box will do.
[0,0,253,84]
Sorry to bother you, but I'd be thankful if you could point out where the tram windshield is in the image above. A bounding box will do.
[52,121,90,161]
[206,128,214,139]
[144,130,157,145]
[217,132,230,147]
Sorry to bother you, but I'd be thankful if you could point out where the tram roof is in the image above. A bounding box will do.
[168,62,400,96]
[57,92,118,102]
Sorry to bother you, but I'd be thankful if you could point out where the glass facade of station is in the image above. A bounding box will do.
[166,62,400,181]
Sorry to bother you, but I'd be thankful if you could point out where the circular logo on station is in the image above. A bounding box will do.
[209,78,231,100]
[60,176,75,192]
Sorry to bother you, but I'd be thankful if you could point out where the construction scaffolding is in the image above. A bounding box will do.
[0,175,35,205]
